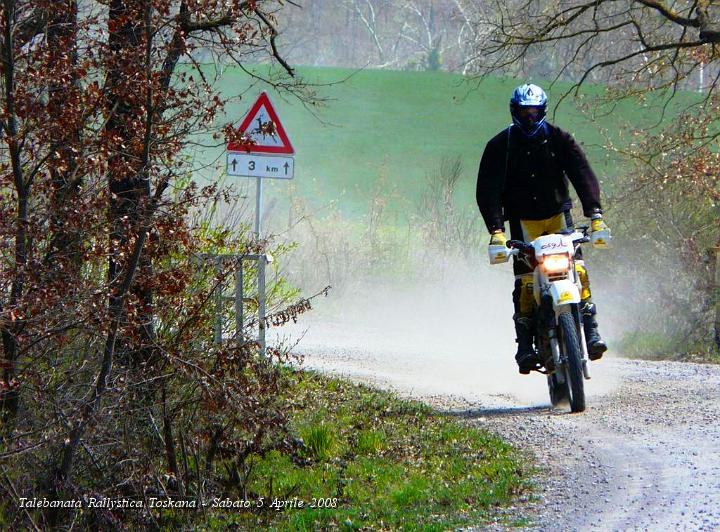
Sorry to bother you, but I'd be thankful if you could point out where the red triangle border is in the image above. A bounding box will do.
[227,92,295,155]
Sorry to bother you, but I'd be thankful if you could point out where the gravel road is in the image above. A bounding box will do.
[273,311,720,530]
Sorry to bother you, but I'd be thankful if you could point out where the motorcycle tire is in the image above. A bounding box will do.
[558,311,586,413]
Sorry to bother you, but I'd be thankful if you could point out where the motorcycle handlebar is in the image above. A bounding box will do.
[506,240,534,258]
[506,227,590,253]
[506,239,532,250]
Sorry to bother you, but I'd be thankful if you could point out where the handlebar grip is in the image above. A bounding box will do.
[507,240,535,254]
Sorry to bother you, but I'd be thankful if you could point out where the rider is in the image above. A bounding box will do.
[476,83,609,374]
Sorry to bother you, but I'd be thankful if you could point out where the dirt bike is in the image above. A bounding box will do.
[490,227,600,413]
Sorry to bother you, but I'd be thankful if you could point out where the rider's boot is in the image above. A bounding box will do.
[581,299,607,360]
[514,313,540,374]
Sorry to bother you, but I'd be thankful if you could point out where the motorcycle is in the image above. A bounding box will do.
[489,226,605,413]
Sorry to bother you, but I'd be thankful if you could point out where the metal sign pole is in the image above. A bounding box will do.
[213,257,222,344]
[258,256,267,356]
[255,176,263,240]
[235,258,243,343]
[254,176,266,355]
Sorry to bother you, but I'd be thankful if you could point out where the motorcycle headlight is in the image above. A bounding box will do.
[542,253,570,274]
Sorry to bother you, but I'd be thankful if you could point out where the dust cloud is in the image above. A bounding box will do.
[272,254,623,408]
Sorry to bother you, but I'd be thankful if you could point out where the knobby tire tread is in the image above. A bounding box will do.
[559,311,586,413]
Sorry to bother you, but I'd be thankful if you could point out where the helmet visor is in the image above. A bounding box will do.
[512,105,546,134]
[517,106,544,122]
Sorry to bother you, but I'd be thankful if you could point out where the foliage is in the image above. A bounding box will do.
[462,0,720,93]
[193,371,530,530]
[300,422,338,462]
[0,1,316,529]
[603,95,720,358]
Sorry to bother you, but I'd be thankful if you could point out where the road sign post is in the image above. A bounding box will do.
[218,91,296,351]
[255,177,262,240]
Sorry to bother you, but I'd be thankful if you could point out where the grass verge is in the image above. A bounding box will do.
[199,370,531,530]
[617,330,720,363]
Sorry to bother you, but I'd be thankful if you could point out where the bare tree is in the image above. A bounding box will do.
[460,0,720,94]
[451,0,494,74]
[344,0,392,65]
[0,1,315,527]
[398,0,446,70]
[281,0,473,70]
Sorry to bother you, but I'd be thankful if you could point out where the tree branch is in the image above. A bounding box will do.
[634,0,699,28]
[255,9,295,77]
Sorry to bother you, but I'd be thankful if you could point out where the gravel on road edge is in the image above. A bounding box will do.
[301,355,720,531]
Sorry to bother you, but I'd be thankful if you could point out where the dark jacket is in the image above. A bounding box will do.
[476,123,602,232]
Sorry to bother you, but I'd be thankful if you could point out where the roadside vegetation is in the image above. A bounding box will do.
[188,370,529,530]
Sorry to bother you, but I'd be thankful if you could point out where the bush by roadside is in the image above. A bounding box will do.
[150,370,532,530]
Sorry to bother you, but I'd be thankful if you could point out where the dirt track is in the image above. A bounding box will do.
[278,319,720,531]
[468,359,720,530]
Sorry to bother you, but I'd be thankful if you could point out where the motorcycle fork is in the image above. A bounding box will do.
[571,303,592,380]
[569,260,592,380]
[538,295,563,375]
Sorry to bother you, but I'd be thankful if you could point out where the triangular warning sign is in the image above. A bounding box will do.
[227,92,295,155]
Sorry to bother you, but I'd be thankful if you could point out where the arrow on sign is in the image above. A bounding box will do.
[283,162,289,175]
[231,158,237,172]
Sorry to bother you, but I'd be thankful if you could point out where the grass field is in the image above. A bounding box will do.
[195,66,664,220]
[192,66,712,361]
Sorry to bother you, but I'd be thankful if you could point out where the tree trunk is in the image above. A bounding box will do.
[107,0,155,365]
[1,0,26,422]
[46,1,83,278]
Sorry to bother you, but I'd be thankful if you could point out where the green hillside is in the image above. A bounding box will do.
[197,66,678,219]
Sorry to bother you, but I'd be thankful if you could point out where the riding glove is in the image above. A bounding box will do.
[590,213,611,248]
[488,230,510,264]
[489,230,507,247]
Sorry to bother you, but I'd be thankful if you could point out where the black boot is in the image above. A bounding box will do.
[514,314,540,374]
[581,300,607,360]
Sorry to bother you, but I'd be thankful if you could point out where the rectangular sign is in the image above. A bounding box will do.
[227,152,294,179]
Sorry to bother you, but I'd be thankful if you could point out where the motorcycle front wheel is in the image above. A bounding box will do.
[558,311,586,413]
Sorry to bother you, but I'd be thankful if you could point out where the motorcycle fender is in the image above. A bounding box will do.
[549,280,580,307]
